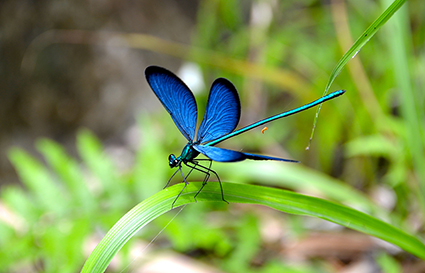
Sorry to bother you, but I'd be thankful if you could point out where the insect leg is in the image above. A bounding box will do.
[171,166,189,209]
[184,164,195,180]
[165,162,195,189]
[164,167,181,189]
[185,161,228,204]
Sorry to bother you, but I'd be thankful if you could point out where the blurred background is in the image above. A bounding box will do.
[1,0,425,272]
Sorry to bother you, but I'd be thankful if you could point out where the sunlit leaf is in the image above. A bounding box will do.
[81,182,425,273]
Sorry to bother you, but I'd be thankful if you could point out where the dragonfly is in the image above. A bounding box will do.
[145,66,345,207]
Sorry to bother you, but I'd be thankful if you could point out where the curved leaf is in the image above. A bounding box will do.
[81,182,425,273]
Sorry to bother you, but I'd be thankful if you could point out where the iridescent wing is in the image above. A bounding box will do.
[197,78,240,143]
[145,66,197,141]
[194,145,298,163]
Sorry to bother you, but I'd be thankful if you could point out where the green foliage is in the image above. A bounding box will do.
[2,0,425,272]
[80,182,425,273]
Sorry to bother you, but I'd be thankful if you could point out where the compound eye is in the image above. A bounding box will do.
[168,154,178,168]
[168,154,175,161]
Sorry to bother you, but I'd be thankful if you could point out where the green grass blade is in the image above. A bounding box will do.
[325,0,406,94]
[309,0,407,142]
[81,182,425,273]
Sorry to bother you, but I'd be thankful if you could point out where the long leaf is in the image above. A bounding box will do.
[81,182,425,273]
[309,0,407,142]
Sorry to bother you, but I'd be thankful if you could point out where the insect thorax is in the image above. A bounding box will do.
[180,142,200,163]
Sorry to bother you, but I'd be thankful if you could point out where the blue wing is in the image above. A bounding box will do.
[194,145,299,163]
[197,78,240,144]
[145,66,197,141]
